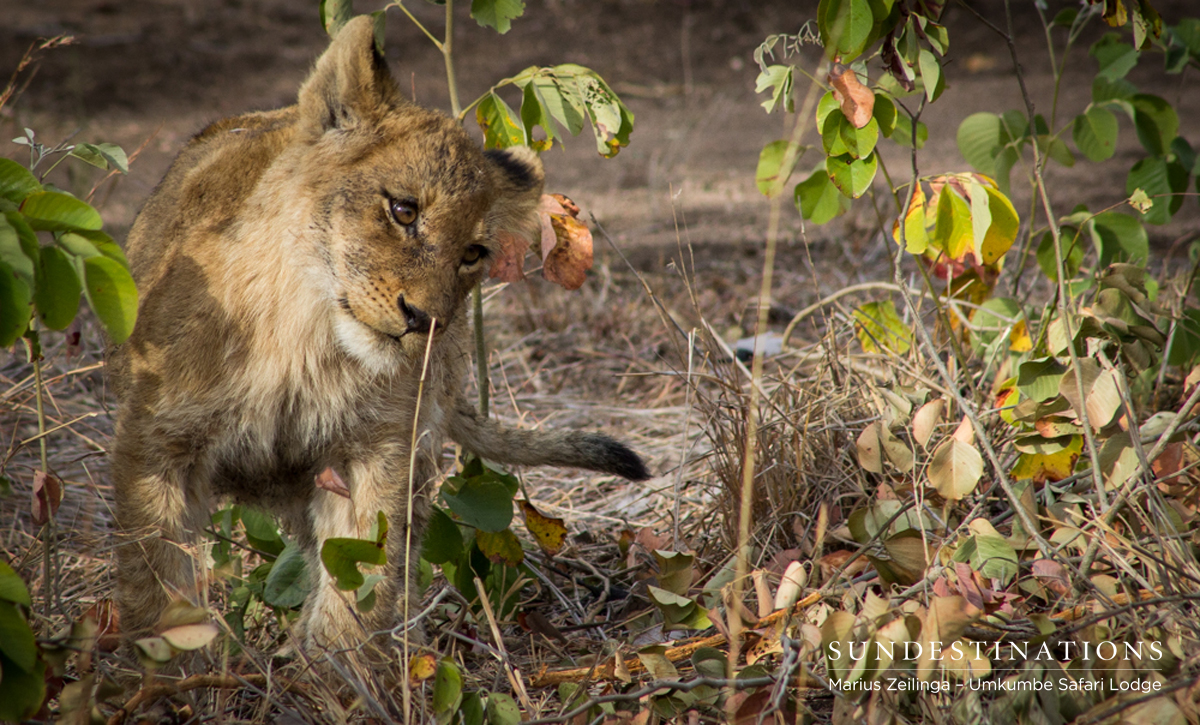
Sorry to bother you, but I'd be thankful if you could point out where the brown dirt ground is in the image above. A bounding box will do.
[2,0,1200,718]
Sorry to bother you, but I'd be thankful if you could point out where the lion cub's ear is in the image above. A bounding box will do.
[298,16,402,135]
[485,146,546,242]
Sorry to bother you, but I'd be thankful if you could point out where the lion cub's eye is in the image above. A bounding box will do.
[389,198,418,226]
[462,245,488,266]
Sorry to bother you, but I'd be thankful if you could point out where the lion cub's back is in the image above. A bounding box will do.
[125,107,300,285]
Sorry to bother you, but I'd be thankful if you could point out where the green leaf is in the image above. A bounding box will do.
[0,562,32,606]
[471,0,524,34]
[423,507,464,565]
[1091,210,1149,266]
[83,252,139,343]
[320,537,386,591]
[578,72,633,158]
[931,183,973,260]
[756,140,794,197]
[475,92,526,150]
[0,262,33,347]
[0,649,46,723]
[442,479,515,533]
[433,658,464,721]
[970,297,1022,354]
[853,300,911,354]
[20,191,102,231]
[873,93,897,137]
[957,113,1003,175]
[794,166,851,224]
[1017,357,1068,403]
[531,72,586,136]
[888,116,923,153]
[263,540,310,608]
[952,533,1019,585]
[1036,230,1084,282]
[755,65,794,114]
[0,601,37,671]
[519,81,556,152]
[1125,156,1187,225]
[70,142,130,174]
[918,49,944,102]
[1073,107,1119,162]
[1090,34,1139,81]
[0,214,36,290]
[1130,94,1179,157]
[978,184,1020,265]
[826,151,878,199]
[485,693,522,725]
[0,158,42,203]
[1167,309,1200,366]
[819,0,875,61]
[319,0,353,37]
[34,246,81,330]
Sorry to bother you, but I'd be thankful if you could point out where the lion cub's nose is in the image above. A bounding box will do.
[397,294,433,334]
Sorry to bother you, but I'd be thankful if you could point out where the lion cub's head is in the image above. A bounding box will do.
[289,17,542,367]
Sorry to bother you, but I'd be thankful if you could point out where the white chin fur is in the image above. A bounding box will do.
[333,314,405,375]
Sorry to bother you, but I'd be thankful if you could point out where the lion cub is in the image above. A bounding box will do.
[108,16,647,654]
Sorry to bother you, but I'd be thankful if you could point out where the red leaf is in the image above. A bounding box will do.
[32,470,62,526]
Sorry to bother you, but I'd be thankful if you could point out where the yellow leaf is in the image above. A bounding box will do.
[978,185,1020,265]
[409,653,438,684]
[521,499,568,556]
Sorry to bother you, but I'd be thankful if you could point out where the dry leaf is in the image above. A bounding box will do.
[856,421,884,473]
[488,231,530,283]
[518,609,569,644]
[520,499,568,557]
[828,63,874,128]
[952,415,975,445]
[315,466,350,498]
[773,561,807,611]
[85,600,121,653]
[160,622,219,651]
[1031,558,1070,596]
[912,399,944,449]
[542,213,594,290]
[32,469,62,526]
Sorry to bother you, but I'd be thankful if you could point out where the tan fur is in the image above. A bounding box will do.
[108,16,647,656]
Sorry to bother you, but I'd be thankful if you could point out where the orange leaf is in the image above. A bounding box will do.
[520,499,568,557]
[542,213,594,290]
[828,63,874,129]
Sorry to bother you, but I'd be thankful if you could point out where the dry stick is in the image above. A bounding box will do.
[404,317,439,725]
[729,71,821,691]
[673,330,695,549]
[474,576,536,714]
[530,591,823,687]
[107,674,281,725]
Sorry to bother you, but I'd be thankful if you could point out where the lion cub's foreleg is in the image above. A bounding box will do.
[112,449,213,638]
[301,439,430,659]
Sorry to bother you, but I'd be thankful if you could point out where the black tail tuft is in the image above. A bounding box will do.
[584,434,651,481]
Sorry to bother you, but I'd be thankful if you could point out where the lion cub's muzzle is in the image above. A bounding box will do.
[398,294,435,335]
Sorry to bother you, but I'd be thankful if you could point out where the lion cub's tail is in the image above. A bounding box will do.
[446,400,650,482]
